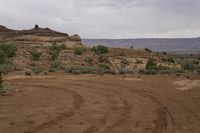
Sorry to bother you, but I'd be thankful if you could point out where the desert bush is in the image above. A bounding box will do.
[146,59,157,70]
[167,57,175,63]
[49,43,66,60]
[92,45,109,54]
[144,48,152,53]
[29,50,41,61]
[0,43,17,58]
[163,52,168,55]
[98,55,110,63]
[32,67,45,74]
[65,65,98,74]
[25,71,32,76]
[0,81,14,96]
[74,47,85,55]
[136,59,143,64]
[84,57,93,66]
[98,63,111,70]
[49,61,64,72]
[0,64,15,73]
[121,58,129,67]
[139,68,157,75]
[119,68,134,74]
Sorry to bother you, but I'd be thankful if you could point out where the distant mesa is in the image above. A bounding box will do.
[0,25,81,44]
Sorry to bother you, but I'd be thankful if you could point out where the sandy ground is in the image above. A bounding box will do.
[0,73,200,133]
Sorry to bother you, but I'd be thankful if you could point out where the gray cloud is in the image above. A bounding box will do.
[0,0,200,38]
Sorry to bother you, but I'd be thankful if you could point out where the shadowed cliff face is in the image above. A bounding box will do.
[0,25,81,43]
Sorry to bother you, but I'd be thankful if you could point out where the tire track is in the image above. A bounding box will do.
[70,79,175,133]
[13,84,84,133]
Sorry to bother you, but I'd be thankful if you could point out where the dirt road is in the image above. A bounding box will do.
[0,74,200,133]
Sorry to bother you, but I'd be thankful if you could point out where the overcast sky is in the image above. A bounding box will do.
[0,0,200,39]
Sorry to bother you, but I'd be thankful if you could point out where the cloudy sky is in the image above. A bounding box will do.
[0,0,200,38]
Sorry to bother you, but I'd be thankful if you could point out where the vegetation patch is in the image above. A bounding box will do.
[29,49,41,61]
[65,65,99,74]
[49,43,66,60]
[74,47,85,55]
[92,45,109,54]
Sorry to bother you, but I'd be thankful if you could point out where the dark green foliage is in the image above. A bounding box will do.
[0,73,3,88]
[92,45,109,54]
[98,55,110,63]
[84,57,93,66]
[144,48,152,53]
[98,63,111,70]
[119,68,134,74]
[146,59,157,70]
[0,43,17,58]
[32,67,45,74]
[167,57,175,63]
[136,59,143,64]
[29,50,41,61]
[74,47,85,55]
[49,43,66,60]
[163,52,167,55]
[65,65,99,74]
[121,58,129,67]
[49,61,64,72]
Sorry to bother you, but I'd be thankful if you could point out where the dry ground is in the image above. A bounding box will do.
[0,73,200,133]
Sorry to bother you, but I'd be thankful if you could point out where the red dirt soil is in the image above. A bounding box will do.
[0,73,200,133]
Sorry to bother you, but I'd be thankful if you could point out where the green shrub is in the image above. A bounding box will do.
[0,64,15,73]
[0,73,3,88]
[119,68,134,74]
[163,52,168,55]
[65,65,98,74]
[167,57,175,63]
[146,59,157,70]
[0,43,17,58]
[84,57,93,65]
[49,61,64,72]
[74,47,85,55]
[121,58,129,67]
[136,59,143,64]
[144,48,152,53]
[98,55,110,63]
[29,50,41,61]
[49,43,66,60]
[25,71,32,76]
[0,82,14,96]
[32,67,45,74]
[98,63,111,70]
[92,45,109,54]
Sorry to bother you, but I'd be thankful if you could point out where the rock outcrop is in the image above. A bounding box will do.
[0,25,81,45]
